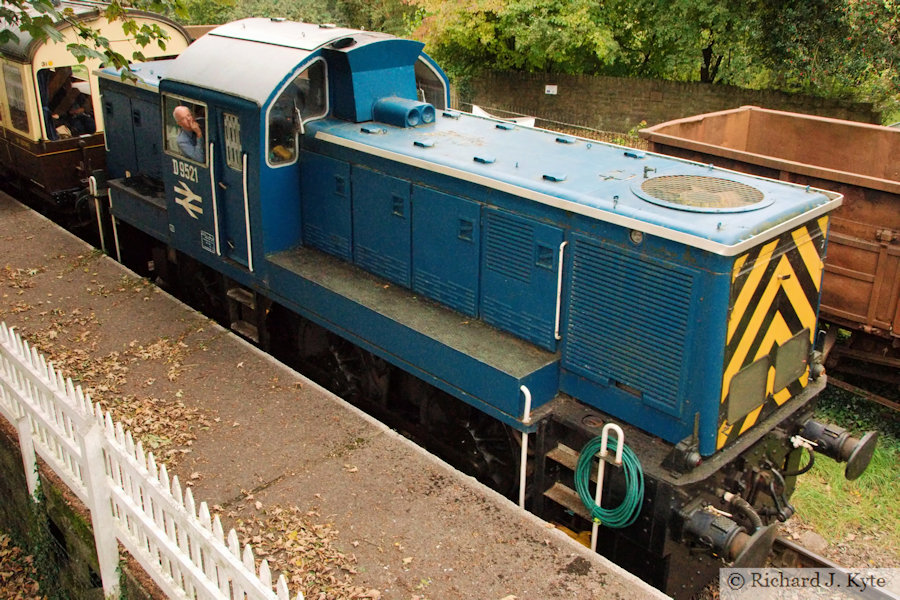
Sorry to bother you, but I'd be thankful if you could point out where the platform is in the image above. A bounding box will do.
[0,191,667,599]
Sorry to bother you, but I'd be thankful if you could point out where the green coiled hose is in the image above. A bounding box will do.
[574,436,645,529]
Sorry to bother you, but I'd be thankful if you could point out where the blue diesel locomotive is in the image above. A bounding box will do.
[94,19,877,597]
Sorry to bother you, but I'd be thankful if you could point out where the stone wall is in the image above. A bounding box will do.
[463,71,879,133]
[0,422,157,599]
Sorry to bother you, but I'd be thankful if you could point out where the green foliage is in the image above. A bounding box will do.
[25,484,64,600]
[744,0,899,115]
[792,441,899,552]
[178,0,233,26]
[179,0,416,35]
[408,0,898,116]
[792,382,899,557]
[212,0,342,25]
[409,0,618,77]
[339,0,419,35]
[815,383,900,444]
[1,0,185,73]
[604,0,758,83]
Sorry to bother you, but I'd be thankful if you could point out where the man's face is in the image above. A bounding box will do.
[176,109,195,131]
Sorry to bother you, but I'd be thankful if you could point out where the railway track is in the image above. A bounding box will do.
[771,537,899,599]
[773,536,846,569]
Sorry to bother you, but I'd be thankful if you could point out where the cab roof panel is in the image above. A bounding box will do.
[162,18,395,106]
[209,18,389,51]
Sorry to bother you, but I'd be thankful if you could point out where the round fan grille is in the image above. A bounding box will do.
[636,175,769,213]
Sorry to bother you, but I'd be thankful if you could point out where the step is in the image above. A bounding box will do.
[547,443,616,484]
[547,444,579,470]
[230,320,259,343]
[543,481,591,521]
[226,287,256,309]
[267,247,560,426]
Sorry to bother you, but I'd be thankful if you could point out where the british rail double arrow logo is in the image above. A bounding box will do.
[174,181,203,219]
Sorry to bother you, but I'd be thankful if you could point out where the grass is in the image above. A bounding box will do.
[789,383,900,559]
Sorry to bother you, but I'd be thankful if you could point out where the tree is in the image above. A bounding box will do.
[178,0,415,35]
[409,0,898,119]
[182,0,342,27]
[409,0,760,81]
[0,0,184,72]
[409,0,618,77]
[600,0,760,83]
[747,0,899,114]
[339,0,418,35]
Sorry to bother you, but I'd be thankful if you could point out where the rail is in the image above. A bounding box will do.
[0,322,303,600]
[827,376,900,413]
[773,536,845,570]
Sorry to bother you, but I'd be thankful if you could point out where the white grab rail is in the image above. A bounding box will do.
[591,423,624,552]
[518,385,533,509]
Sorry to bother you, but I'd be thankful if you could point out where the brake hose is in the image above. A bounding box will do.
[575,436,645,529]
[782,448,815,477]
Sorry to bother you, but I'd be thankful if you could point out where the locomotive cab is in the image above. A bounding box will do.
[141,19,450,276]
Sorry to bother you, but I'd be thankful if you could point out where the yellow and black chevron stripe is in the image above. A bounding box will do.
[717,216,829,449]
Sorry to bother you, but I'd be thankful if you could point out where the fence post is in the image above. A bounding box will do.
[15,414,39,500]
[81,423,121,598]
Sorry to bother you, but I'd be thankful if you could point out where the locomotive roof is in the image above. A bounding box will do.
[97,60,176,91]
[162,18,399,106]
[310,112,842,256]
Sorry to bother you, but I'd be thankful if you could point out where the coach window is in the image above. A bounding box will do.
[164,95,208,165]
[36,66,96,140]
[3,64,29,133]
[267,59,327,166]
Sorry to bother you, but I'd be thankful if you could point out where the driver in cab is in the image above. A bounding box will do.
[174,105,204,162]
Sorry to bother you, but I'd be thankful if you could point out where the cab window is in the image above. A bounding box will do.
[164,95,208,165]
[267,59,327,166]
[415,57,448,110]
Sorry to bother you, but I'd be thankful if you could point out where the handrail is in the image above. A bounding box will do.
[591,423,624,552]
[518,385,532,509]
[243,152,253,271]
[209,141,222,255]
[554,241,568,340]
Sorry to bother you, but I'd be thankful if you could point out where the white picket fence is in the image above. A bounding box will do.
[0,322,303,600]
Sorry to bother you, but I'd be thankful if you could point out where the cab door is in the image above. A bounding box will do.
[208,101,256,270]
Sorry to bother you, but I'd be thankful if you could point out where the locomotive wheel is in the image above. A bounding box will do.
[321,335,391,406]
[456,408,520,495]
[69,190,97,234]
[285,318,392,408]
[178,260,227,324]
[410,378,520,496]
[267,309,520,496]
